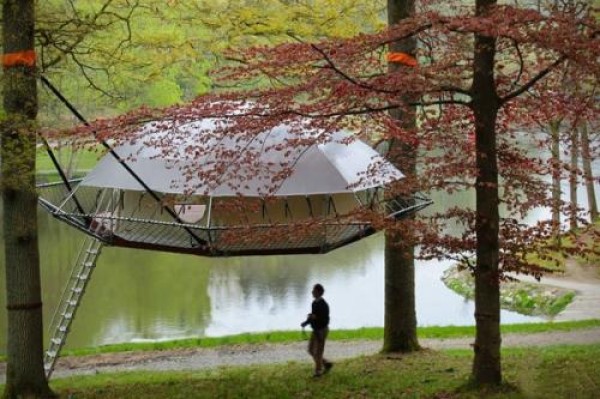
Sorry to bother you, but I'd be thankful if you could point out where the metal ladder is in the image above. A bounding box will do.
[43,236,104,379]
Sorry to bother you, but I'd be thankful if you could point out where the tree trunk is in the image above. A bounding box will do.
[382,0,419,353]
[549,121,562,245]
[580,123,598,222]
[2,1,54,397]
[569,126,579,231]
[471,0,502,386]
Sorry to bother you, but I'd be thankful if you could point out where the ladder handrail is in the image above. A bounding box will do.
[44,237,103,379]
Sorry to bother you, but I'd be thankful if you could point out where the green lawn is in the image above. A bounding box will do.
[46,344,600,398]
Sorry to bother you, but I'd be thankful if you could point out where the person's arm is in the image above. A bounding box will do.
[301,305,314,327]
[301,313,310,327]
[301,301,320,327]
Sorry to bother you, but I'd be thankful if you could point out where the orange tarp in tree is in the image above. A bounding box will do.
[386,52,417,67]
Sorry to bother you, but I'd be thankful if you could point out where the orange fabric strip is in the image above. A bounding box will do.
[386,52,417,67]
[2,50,36,67]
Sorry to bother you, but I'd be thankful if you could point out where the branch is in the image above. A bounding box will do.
[309,43,399,95]
[508,39,524,92]
[500,55,567,104]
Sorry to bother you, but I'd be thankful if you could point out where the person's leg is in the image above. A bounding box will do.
[322,328,333,372]
[313,329,326,375]
[308,331,320,375]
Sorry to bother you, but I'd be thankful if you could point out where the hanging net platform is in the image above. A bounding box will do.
[38,119,432,256]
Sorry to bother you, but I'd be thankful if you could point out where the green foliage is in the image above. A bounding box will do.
[33,0,386,126]
[40,344,600,398]
[36,145,103,172]
[144,78,183,107]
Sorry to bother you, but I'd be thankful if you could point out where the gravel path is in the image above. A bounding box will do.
[513,261,600,321]
[0,327,597,382]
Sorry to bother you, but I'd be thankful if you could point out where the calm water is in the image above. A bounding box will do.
[0,205,546,354]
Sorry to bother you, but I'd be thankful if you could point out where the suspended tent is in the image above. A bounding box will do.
[39,118,432,257]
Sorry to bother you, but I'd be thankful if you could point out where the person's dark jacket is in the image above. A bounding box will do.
[309,297,329,330]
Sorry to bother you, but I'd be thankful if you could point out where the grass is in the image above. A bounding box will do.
[42,344,600,398]
[2,320,593,362]
[54,319,600,358]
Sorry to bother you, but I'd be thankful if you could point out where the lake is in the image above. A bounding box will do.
[0,204,547,354]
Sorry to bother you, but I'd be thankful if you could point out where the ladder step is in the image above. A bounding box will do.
[45,237,104,380]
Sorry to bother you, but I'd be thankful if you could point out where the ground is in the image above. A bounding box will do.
[34,326,600,381]
[514,259,600,321]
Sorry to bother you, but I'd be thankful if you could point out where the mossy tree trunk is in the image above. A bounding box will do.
[2,1,54,397]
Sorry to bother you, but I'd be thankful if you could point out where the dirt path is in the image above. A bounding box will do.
[513,260,600,321]
[0,327,594,382]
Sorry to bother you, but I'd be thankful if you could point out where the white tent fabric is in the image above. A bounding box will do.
[80,119,404,196]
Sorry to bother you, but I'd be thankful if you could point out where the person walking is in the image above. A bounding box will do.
[301,283,333,377]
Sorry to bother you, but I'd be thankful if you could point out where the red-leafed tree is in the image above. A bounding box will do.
[74,0,599,387]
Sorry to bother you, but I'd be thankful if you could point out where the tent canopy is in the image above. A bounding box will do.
[81,119,404,197]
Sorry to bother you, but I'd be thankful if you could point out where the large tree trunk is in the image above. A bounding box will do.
[2,1,54,397]
[549,121,562,244]
[382,0,419,353]
[569,127,579,231]
[580,123,598,222]
[471,0,502,386]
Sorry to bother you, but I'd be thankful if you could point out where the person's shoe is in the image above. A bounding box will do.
[323,362,334,374]
[312,370,323,378]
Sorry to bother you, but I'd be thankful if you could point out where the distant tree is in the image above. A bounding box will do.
[581,121,598,222]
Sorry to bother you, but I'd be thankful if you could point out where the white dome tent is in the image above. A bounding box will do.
[39,118,431,257]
